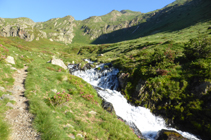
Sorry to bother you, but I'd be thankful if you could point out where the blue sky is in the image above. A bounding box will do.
[0,0,175,22]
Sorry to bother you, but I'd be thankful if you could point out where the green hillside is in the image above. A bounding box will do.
[0,0,211,139]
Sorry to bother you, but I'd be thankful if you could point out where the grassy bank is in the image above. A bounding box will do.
[76,25,211,139]
[0,36,141,139]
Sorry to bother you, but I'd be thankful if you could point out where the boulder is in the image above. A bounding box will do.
[81,63,92,70]
[156,129,188,140]
[5,56,15,64]
[51,58,67,70]
[102,99,115,114]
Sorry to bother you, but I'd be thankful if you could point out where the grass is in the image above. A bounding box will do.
[0,0,210,139]
[0,36,141,140]
[77,30,211,139]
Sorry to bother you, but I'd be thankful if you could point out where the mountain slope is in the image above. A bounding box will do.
[92,0,211,43]
[1,0,209,45]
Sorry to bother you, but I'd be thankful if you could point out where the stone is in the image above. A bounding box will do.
[5,56,15,64]
[76,134,83,137]
[7,90,16,94]
[156,129,188,140]
[51,89,57,93]
[98,54,104,56]
[50,58,67,70]
[89,111,97,115]
[0,86,5,91]
[62,76,68,81]
[13,85,23,91]
[81,63,91,70]
[1,94,15,101]
[11,67,17,70]
[64,123,74,128]
[102,100,115,114]
[68,134,75,139]
[49,38,53,41]
[6,102,15,108]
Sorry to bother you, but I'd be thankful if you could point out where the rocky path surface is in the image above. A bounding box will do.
[5,66,41,140]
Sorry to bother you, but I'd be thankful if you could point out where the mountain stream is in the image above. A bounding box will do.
[68,61,200,140]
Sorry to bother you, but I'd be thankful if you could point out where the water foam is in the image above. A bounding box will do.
[70,63,200,140]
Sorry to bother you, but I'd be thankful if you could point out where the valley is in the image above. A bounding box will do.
[0,0,211,139]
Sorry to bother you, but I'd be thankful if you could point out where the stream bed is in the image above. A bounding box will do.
[68,62,200,140]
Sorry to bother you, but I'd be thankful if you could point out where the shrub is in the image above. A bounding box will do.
[184,37,211,60]
[49,91,72,106]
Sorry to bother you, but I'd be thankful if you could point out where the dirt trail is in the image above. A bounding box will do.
[5,66,41,140]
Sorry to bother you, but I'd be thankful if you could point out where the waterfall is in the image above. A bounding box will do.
[68,62,200,140]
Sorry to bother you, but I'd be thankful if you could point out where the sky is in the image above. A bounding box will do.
[0,0,175,22]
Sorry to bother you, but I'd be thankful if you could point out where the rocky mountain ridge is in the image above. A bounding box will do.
[0,0,205,44]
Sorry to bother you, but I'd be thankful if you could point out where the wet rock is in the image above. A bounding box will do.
[156,129,188,140]
[81,63,92,70]
[68,64,80,74]
[50,57,67,70]
[5,56,15,64]
[102,100,115,114]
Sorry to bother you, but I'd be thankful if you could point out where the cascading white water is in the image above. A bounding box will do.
[69,62,200,140]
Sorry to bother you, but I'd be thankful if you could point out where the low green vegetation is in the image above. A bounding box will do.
[0,0,210,139]
[0,36,141,139]
[77,29,211,138]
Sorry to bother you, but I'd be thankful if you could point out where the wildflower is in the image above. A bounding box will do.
[0,44,2,46]
[57,92,60,94]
